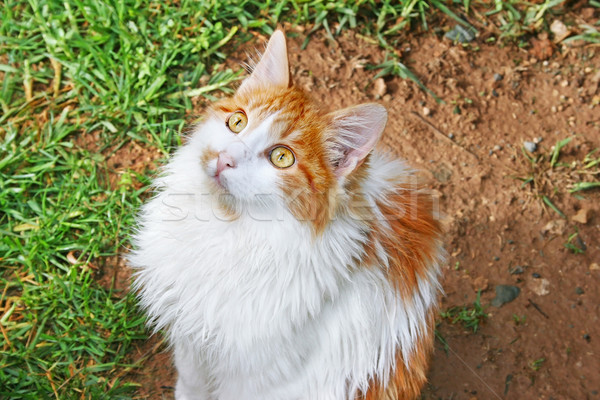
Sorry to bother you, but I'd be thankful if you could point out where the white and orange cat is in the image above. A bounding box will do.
[129,30,443,400]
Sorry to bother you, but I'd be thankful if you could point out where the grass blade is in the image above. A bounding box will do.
[550,137,572,168]
[569,182,600,193]
[542,195,566,218]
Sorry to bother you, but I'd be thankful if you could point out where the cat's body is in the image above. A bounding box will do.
[129,31,443,400]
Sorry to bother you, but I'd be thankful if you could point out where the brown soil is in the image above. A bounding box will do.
[125,26,600,400]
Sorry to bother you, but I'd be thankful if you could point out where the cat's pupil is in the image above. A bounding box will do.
[278,154,285,161]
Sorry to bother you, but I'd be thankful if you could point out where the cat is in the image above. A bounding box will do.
[129,29,443,400]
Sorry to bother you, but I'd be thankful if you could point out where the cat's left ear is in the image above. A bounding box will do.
[238,30,291,93]
[326,103,388,178]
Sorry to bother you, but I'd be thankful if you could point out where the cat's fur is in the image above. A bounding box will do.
[129,30,443,400]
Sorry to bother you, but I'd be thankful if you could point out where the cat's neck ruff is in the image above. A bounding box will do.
[130,149,441,399]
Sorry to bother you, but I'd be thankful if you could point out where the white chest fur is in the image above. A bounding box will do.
[130,153,441,400]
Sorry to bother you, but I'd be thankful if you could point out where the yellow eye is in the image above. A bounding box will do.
[269,146,295,168]
[227,111,248,133]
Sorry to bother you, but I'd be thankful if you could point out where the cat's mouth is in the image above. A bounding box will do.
[211,170,229,192]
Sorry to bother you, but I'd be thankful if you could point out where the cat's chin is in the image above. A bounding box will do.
[200,175,283,219]
[211,174,227,192]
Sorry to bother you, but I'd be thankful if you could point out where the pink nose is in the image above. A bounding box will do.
[216,152,236,176]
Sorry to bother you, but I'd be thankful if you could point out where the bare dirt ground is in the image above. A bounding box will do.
[123,22,600,400]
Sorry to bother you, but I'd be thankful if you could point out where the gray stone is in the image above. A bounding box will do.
[524,141,538,153]
[491,285,521,307]
[444,25,477,43]
[509,266,524,275]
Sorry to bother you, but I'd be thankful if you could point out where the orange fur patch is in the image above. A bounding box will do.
[358,182,441,398]
[361,309,436,400]
[371,187,440,297]
[200,148,218,168]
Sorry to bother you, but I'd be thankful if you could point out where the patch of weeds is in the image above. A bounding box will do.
[441,291,488,333]
[435,327,450,353]
[564,229,586,254]
[570,149,600,193]
[529,357,546,371]
[513,314,527,326]
[516,138,600,219]
[369,55,443,103]
[486,0,566,41]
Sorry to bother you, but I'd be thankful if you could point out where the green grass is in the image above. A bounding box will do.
[0,112,149,396]
[440,291,488,333]
[517,137,600,221]
[1,0,594,397]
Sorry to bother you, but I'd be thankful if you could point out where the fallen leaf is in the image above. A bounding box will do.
[571,208,591,224]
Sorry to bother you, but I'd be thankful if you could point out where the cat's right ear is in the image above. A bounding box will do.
[238,30,291,93]
[326,103,388,178]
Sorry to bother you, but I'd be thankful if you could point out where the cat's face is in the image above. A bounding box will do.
[191,31,388,231]
[198,86,329,200]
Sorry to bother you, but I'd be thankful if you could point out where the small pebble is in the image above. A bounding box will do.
[584,334,591,342]
[534,136,543,144]
[507,239,514,244]
[423,107,431,117]
[493,145,502,152]
[510,266,524,275]
[492,89,499,97]
[524,141,538,153]
[493,73,503,82]
[575,287,584,295]
[532,272,541,279]
[448,133,455,139]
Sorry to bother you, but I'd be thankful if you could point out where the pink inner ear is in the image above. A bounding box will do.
[328,104,388,178]
[238,30,290,92]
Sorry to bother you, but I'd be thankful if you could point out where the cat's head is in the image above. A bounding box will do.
[193,30,387,232]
